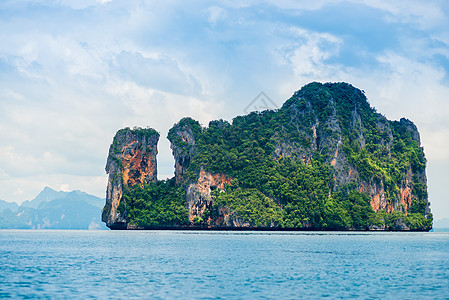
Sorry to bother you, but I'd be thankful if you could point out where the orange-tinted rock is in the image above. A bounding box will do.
[400,186,412,213]
[168,118,235,223]
[102,83,431,231]
[102,127,159,229]
[186,167,232,222]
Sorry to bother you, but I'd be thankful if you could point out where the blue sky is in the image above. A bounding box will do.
[1,0,449,220]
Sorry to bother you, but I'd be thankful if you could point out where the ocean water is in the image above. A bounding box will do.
[1,230,448,299]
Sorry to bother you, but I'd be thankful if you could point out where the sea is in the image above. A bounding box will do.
[1,230,448,299]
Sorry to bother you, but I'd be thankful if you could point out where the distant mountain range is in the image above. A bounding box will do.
[0,187,447,230]
[0,187,107,230]
[0,199,19,212]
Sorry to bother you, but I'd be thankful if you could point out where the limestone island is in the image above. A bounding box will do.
[102,82,432,231]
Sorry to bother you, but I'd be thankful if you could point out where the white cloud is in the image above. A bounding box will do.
[59,184,71,192]
[257,0,339,11]
[261,0,446,30]
[273,26,343,100]
[0,0,448,220]
[13,188,24,197]
[361,0,446,29]
[111,51,202,95]
[207,6,227,27]
[281,27,342,77]
[102,78,224,179]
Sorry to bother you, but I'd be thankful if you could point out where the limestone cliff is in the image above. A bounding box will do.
[165,83,431,230]
[168,119,232,223]
[277,85,431,228]
[168,118,198,185]
[102,127,159,229]
[104,82,432,231]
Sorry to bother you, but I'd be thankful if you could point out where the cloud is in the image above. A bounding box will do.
[101,79,224,179]
[361,0,446,29]
[261,0,447,30]
[367,52,449,163]
[276,27,342,78]
[0,0,448,219]
[59,184,71,192]
[207,5,227,27]
[111,51,201,95]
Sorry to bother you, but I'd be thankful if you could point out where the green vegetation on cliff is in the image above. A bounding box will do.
[118,82,431,230]
[120,178,189,227]
[169,82,431,230]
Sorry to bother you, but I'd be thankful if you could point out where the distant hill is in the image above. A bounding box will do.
[0,187,106,230]
[0,199,19,213]
[19,186,68,209]
[60,190,105,209]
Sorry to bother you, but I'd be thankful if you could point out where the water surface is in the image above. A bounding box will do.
[1,230,448,299]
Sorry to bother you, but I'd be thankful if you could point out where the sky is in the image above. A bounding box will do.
[1,0,448,221]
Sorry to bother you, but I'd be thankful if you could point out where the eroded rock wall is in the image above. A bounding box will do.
[186,167,232,222]
[103,82,430,230]
[168,118,233,222]
[168,118,198,185]
[102,127,159,229]
[279,89,429,224]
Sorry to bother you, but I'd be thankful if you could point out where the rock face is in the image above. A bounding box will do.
[102,127,159,229]
[104,82,431,231]
[168,119,232,222]
[274,84,430,228]
[186,167,232,222]
[168,118,198,185]
[358,118,429,221]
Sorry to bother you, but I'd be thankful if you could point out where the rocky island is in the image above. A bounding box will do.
[102,82,432,231]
